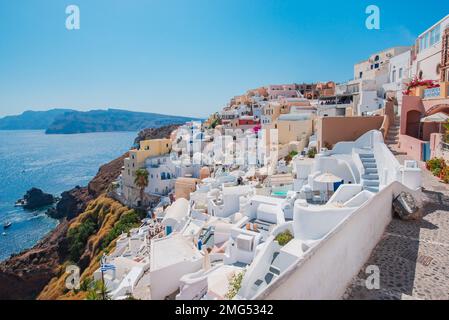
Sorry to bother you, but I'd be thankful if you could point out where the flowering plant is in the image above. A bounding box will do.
[403,78,440,95]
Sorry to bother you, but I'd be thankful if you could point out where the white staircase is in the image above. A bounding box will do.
[359,152,380,193]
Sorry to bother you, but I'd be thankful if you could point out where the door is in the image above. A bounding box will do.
[422,142,431,161]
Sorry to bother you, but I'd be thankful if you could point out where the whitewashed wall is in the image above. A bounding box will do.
[257,181,416,300]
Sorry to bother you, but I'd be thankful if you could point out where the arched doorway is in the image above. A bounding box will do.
[406,110,422,139]
[426,104,449,116]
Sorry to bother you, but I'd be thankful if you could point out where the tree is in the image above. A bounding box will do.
[86,280,111,300]
[134,168,149,207]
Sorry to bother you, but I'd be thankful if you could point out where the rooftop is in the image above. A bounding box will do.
[150,234,203,271]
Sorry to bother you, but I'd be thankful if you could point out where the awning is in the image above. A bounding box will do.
[420,112,449,123]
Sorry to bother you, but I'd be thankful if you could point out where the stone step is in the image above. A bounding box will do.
[365,168,378,174]
[391,150,407,156]
[269,266,281,276]
[364,187,379,193]
[363,163,377,169]
[359,153,374,159]
[362,174,379,180]
[361,158,376,163]
[363,180,380,187]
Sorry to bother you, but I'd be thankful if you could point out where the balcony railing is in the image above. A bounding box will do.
[424,87,441,99]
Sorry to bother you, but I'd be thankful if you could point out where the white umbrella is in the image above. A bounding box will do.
[314,173,342,201]
[420,112,449,134]
[314,172,342,184]
[420,112,449,123]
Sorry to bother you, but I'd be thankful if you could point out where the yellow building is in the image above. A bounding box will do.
[275,113,314,156]
[262,102,281,125]
[122,138,172,206]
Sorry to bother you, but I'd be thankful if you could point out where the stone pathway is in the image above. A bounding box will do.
[344,157,449,300]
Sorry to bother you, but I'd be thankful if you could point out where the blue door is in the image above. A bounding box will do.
[422,142,431,161]
[166,225,172,235]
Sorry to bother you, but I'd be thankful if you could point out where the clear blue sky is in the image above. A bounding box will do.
[0,0,447,118]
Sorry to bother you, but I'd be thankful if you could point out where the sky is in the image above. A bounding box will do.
[0,0,448,118]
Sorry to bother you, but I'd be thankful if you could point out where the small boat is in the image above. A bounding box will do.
[2,232,6,236]
[3,222,12,229]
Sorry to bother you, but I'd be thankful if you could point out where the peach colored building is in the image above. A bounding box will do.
[398,17,449,161]
[316,81,336,97]
[267,84,298,100]
[317,116,385,150]
[175,177,199,200]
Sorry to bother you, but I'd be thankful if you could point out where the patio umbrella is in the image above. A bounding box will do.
[420,112,449,133]
[314,172,343,200]
[420,112,449,123]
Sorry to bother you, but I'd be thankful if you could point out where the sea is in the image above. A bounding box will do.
[0,130,137,261]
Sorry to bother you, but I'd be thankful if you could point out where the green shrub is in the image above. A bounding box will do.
[275,230,293,246]
[67,219,98,262]
[307,147,317,159]
[80,277,94,292]
[101,210,142,250]
[225,271,245,300]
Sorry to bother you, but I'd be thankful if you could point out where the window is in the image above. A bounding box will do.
[374,55,380,61]
[374,63,379,69]
[359,71,363,79]
[399,68,403,79]
[425,32,430,49]
[430,24,441,46]
[392,70,396,82]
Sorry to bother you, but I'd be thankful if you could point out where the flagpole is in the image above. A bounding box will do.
[100,254,106,300]
[101,268,106,300]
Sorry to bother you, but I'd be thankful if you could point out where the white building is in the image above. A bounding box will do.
[174,130,422,301]
[382,49,412,114]
[412,14,449,81]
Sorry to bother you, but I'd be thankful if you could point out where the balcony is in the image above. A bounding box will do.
[424,87,441,99]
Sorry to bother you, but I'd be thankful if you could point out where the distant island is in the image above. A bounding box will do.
[0,108,203,134]
[0,109,74,130]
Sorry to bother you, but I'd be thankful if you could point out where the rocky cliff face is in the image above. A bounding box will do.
[23,188,55,210]
[134,123,180,145]
[0,124,177,300]
[0,153,127,300]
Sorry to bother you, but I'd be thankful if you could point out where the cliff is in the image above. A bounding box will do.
[38,196,136,300]
[45,109,201,134]
[0,109,74,130]
[0,124,177,300]
[133,123,181,145]
[0,153,127,299]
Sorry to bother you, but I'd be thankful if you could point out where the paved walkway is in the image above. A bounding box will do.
[344,157,449,300]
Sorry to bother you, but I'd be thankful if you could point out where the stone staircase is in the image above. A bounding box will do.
[385,117,406,156]
[360,152,380,193]
[252,252,280,293]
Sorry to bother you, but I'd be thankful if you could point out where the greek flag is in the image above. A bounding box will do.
[101,263,116,272]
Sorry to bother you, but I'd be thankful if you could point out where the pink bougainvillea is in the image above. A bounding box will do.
[403,77,440,96]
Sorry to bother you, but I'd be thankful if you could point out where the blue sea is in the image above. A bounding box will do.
[0,130,137,261]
